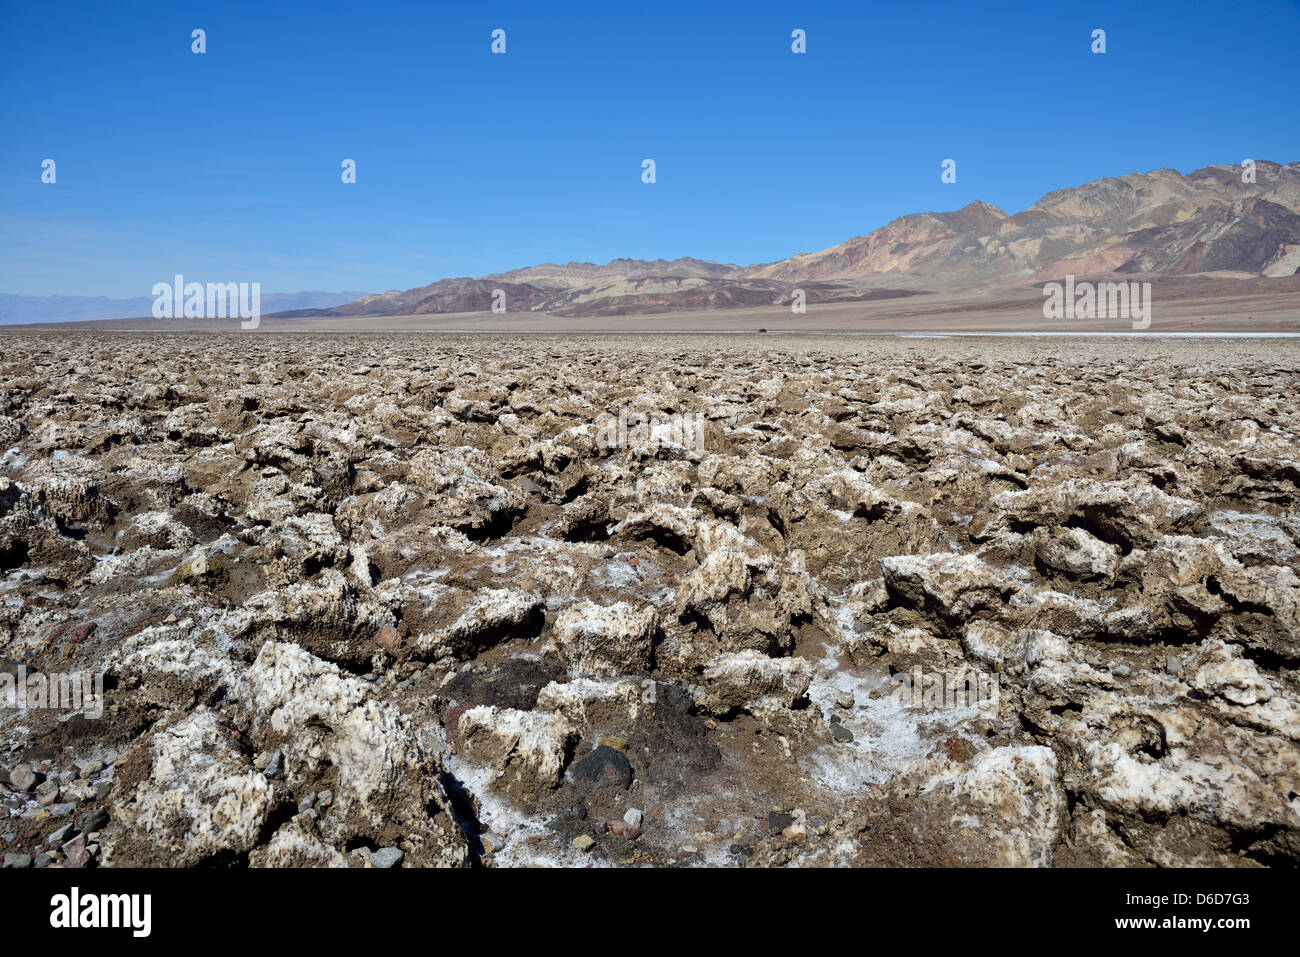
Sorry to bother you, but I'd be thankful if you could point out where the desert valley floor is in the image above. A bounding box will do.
[1,332,1298,868]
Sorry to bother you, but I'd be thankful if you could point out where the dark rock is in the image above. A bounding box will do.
[76,808,108,834]
[768,811,795,832]
[567,745,633,791]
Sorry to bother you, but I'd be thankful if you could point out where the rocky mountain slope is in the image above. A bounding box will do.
[283,161,1300,319]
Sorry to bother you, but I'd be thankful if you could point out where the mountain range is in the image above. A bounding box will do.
[0,291,371,325]
[7,161,1298,324]
[278,160,1300,319]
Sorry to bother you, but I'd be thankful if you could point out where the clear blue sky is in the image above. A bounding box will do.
[2,0,1298,297]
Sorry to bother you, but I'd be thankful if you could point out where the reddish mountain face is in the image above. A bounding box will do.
[280,161,1300,318]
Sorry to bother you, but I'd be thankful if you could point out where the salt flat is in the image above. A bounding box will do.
[1,332,1298,868]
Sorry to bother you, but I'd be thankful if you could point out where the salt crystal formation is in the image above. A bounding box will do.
[1,333,1297,867]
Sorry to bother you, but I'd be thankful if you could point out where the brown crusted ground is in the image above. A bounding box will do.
[1,332,1298,869]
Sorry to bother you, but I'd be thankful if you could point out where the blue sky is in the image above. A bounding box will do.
[2,0,1298,297]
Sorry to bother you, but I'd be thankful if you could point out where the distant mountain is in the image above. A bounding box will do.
[0,291,371,325]
[740,162,1300,287]
[284,160,1300,318]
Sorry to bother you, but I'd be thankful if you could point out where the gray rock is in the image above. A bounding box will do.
[370,847,404,868]
[1166,656,1184,676]
[2,852,32,868]
[262,750,284,780]
[76,808,108,834]
[50,802,77,817]
[77,759,104,778]
[49,822,75,844]
[567,746,633,792]
[623,808,643,828]
[1111,663,1132,678]
[829,720,855,743]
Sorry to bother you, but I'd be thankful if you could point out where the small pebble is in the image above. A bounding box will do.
[374,626,401,654]
[370,847,404,868]
[65,843,92,868]
[572,835,595,852]
[76,808,108,833]
[8,765,36,792]
[262,750,284,780]
[49,823,75,844]
[608,819,641,840]
[623,808,643,828]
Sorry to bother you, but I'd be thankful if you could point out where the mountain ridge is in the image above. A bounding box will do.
[0,290,372,325]
[286,160,1299,319]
